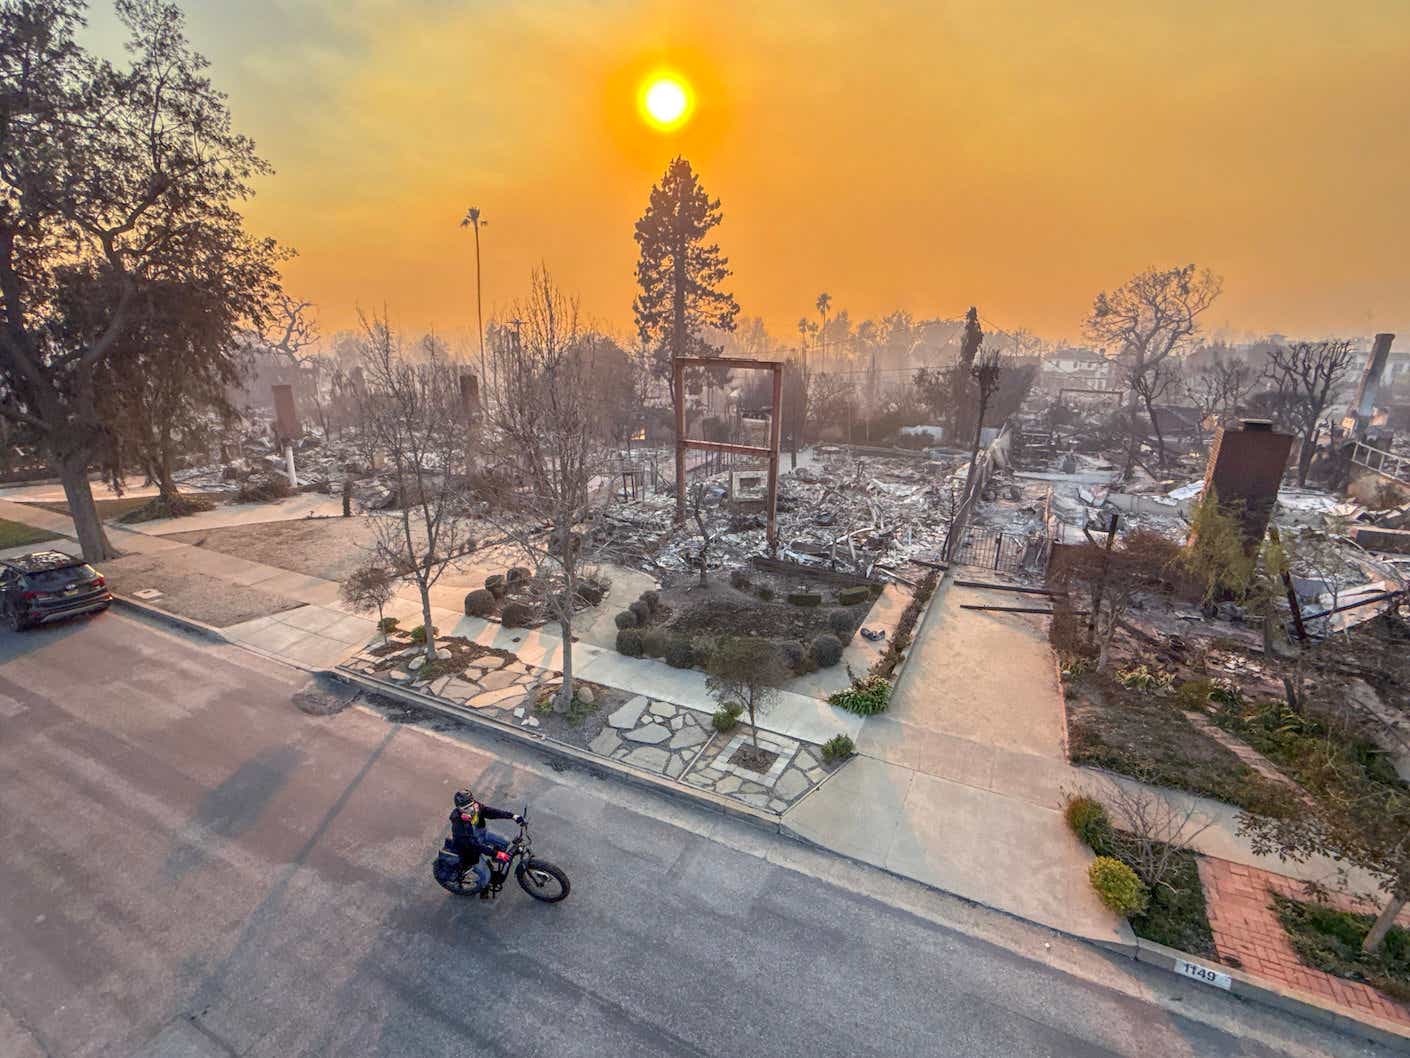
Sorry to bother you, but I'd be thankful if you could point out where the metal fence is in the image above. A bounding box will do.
[946,526,1047,574]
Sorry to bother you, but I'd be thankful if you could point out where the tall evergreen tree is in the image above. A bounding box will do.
[632,157,739,412]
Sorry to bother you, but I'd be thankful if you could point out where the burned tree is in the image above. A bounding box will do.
[962,349,1005,496]
[687,479,725,587]
[486,269,615,712]
[1126,358,1179,469]
[0,0,281,559]
[355,314,478,668]
[1261,340,1356,487]
[1183,359,1253,444]
[1086,265,1222,480]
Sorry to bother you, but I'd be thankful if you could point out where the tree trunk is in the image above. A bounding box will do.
[1143,398,1167,468]
[1363,893,1407,954]
[419,582,436,667]
[556,613,574,712]
[1296,436,1314,487]
[58,453,116,561]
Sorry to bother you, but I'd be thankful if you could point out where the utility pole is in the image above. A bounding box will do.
[459,206,487,384]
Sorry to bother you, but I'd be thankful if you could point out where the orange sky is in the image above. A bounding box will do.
[89,0,1410,348]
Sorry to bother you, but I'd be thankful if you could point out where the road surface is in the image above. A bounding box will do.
[0,612,1388,1057]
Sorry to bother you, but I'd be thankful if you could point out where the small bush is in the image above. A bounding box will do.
[828,675,890,716]
[811,633,844,668]
[821,733,855,763]
[665,638,695,669]
[692,637,715,671]
[629,599,651,624]
[827,609,854,640]
[484,574,507,599]
[1118,664,1171,691]
[787,590,822,607]
[614,609,638,630]
[464,589,496,617]
[1064,795,1112,850]
[724,700,745,718]
[377,616,399,634]
[1173,678,1216,712]
[575,580,606,606]
[729,569,752,590]
[409,624,438,644]
[507,566,531,585]
[837,585,870,606]
[501,601,533,628]
[642,629,670,658]
[756,585,775,602]
[640,589,661,612]
[616,628,644,656]
[1089,857,1149,918]
[712,708,739,733]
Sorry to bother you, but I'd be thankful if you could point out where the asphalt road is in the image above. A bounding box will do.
[0,611,1391,1058]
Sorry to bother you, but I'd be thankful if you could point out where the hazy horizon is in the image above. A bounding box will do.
[84,0,1410,349]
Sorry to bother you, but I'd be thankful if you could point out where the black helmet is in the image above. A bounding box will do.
[454,789,474,808]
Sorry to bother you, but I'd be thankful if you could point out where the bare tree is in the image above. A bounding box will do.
[1086,265,1222,480]
[688,479,725,588]
[1126,359,1179,469]
[1261,340,1356,487]
[1183,359,1252,444]
[485,269,615,711]
[340,562,398,644]
[355,313,478,667]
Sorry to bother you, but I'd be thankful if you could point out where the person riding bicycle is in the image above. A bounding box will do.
[450,789,523,896]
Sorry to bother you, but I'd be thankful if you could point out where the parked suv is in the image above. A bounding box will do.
[0,551,111,631]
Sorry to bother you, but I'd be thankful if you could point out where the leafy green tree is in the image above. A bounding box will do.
[0,0,283,559]
[632,157,739,414]
[1182,488,1254,610]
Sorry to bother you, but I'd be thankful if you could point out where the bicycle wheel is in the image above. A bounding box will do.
[515,859,570,903]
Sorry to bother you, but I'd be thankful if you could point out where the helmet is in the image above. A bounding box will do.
[453,789,474,808]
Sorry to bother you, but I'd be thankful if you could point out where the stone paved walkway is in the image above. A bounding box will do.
[1198,856,1410,1026]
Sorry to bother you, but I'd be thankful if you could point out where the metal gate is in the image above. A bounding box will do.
[948,526,1046,574]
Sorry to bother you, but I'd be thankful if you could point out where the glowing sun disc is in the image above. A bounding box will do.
[640,74,692,130]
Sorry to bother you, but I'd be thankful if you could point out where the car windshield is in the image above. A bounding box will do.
[24,565,98,590]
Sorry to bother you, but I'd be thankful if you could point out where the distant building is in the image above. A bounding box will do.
[1039,346,1116,394]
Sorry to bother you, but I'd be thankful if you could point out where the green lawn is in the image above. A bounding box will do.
[0,518,59,550]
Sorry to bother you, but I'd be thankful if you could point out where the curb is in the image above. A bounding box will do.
[881,566,946,686]
[328,667,785,834]
[1126,936,1410,1051]
[110,594,229,642]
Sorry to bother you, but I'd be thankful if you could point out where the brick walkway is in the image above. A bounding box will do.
[1198,856,1410,1025]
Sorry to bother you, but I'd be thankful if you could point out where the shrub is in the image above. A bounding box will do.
[692,637,715,671]
[464,589,496,617]
[1064,795,1112,850]
[378,616,400,634]
[506,566,531,585]
[837,585,870,606]
[724,700,744,718]
[811,633,844,668]
[1088,857,1149,918]
[665,638,695,669]
[1119,664,1171,691]
[640,589,661,612]
[828,675,890,716]
[614,609,638,630]
[821,733,855,763]
[1173,678,1216,712]
[712,708,739,733]
[484,574,507,599]
[575,580,606,606]
[787,590,822,607]
[409,624,438,644]
[235,473,294,504]
[756,585,775,602]
[616,628,644,656]
[629,599,651,624]
[729,569,752,590]
[501,601,533,628]
[827,609,854,640]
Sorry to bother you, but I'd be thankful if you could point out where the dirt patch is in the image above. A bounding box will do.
[654,574,871,643]
[526,679,629,747]
[167,517,377,583]
[729,743,778,773]
[105,551,302,627]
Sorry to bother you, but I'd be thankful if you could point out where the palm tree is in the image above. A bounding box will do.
[815,292,831,370]
[459,206,488,385]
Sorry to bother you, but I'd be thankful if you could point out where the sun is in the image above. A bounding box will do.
[639,73,692,131]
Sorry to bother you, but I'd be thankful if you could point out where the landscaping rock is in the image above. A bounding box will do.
[578,685,595,706]
[387,669,411,683]
[607,695,650,729]
[669,716,684,730]
[665,755,687,778]
[479,670,519,691]
[466,686,526,709]
[588,729,620,756]
[716,775,742,794]
[624,723,671,745]
[434,647,452,661]
[774,769,809,801]
[408,656,425,670]
[624,746,670,770]
[648,701,674,717]
[668,726,708,751]
[442,679,478,700]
